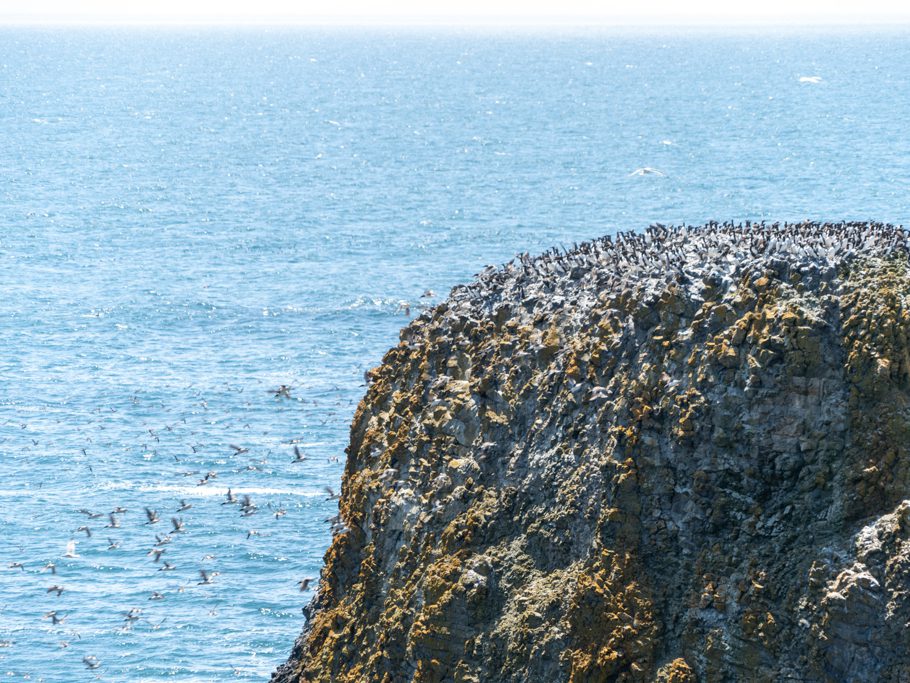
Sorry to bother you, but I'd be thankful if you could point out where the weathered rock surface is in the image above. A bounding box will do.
[274,222,910,682]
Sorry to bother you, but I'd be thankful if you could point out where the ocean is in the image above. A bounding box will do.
[0,26,908,681]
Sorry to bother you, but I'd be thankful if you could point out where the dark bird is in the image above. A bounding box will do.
[83,655,100,670]
[229,444,248,455]
[198,569,218,585]
[240,495,257,516]
[324,486,339,501]
[145,508,160,524]
[298,577,314,592]
[47,585,64,597]
[177,500,192,512]
[76,526,92,538]
[44,610,66,625]
[222,488,237,505]
[272,385,292,399]
[292,445,306,462]
[105,514,120,528]
[171,518,185,533]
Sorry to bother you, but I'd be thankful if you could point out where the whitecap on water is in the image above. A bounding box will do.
[629,167,666,177]
[98,482,321,497]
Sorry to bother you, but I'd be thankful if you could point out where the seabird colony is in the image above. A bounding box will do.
[445,222,910,313]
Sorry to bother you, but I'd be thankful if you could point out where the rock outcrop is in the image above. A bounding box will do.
[274,222,910,682]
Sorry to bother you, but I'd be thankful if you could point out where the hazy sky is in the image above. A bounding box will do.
[1,0,908,25]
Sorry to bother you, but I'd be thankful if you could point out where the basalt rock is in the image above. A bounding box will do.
[274,222,910,683]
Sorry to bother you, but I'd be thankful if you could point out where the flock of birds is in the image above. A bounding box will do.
[450,221,910,309]
[5,221,908,679]
[1,382,350,679]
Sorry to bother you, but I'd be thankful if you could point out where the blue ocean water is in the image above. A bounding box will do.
[0,26,909,681]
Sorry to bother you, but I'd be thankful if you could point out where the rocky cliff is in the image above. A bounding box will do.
[273,222,910,682]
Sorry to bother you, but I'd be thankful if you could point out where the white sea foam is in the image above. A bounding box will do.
[629,167,665,177]
[100,483,321,497]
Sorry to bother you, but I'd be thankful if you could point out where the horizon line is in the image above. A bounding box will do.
[2,17,910,28]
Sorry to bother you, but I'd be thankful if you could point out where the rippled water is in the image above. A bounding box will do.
[0,26,909,681]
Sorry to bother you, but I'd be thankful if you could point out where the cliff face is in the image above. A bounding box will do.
[274,222,910,683]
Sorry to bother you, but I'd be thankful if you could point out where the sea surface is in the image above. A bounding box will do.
[0,26,909,681]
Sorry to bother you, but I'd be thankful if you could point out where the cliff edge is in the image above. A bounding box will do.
[274,222,910,682]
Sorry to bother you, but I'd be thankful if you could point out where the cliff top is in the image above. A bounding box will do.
[277,221,910,683]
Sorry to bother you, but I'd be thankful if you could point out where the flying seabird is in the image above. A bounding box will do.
[240,495,257,516]
[198,569,219,585]
[44,610,67,625]
[272,385,293,399]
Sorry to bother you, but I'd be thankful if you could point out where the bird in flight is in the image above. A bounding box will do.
[198,569,219,585]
